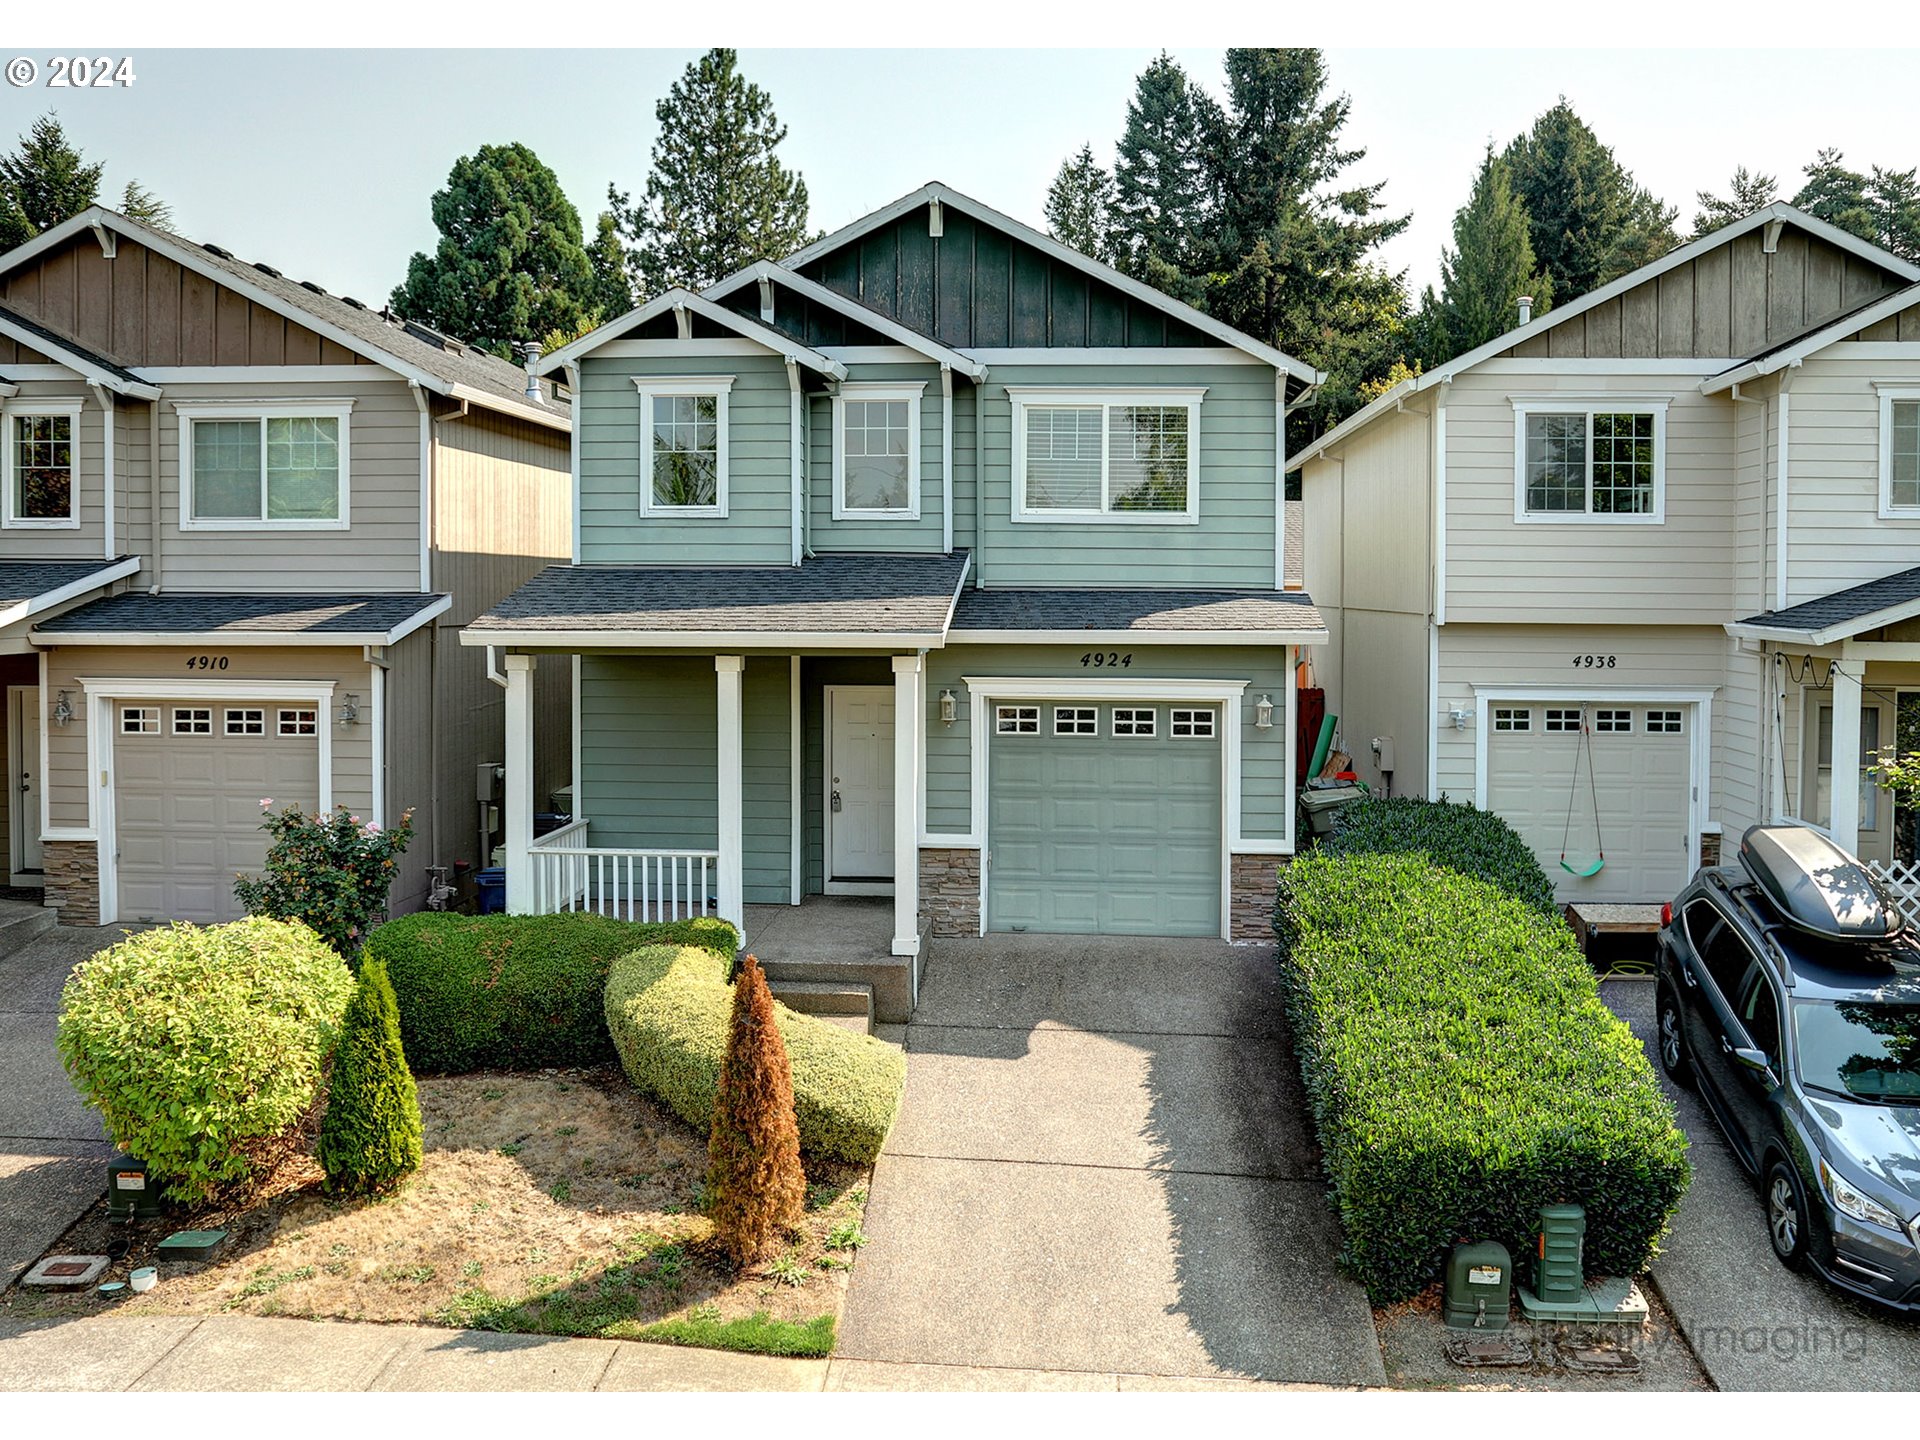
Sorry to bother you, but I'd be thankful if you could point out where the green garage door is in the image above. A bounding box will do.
[987,701,1222,936]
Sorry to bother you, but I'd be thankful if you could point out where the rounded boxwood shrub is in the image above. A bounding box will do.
[58,918,354,1203]
[365,912,738,1074]
[605,944,904,1164]
[316,959,423,1196]
[1323,794,1557,916]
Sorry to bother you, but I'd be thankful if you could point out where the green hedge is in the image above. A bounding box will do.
[1274,852,1689,1303]
[605,945,904,1164]
[58,919,354,1203]
[366,913,738,1074]
[1324,794,1557,915]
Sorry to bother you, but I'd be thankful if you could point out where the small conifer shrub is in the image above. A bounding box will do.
[317,959,424,1195]
[704,955,806,1266]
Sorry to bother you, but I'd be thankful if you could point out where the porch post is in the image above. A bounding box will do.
[891,653,923,957]
[504,653,535,914]
[1830,657,1863,856]
[716,655,746,943]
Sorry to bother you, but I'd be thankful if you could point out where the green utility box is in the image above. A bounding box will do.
[1534,1202,1586,1303]
[105,1153,163,1221]
[1443,1241,1513,1329]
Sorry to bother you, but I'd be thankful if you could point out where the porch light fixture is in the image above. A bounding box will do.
[337,693,360,728]
[939,689,957,726]
[1449,707,1472,731]
[1253,694,1274,730]
[51,690,74,727]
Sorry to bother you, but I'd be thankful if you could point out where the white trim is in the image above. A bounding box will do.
[36,648,49,857]
[32,596,450,650]
[635,375,732,519]
[962,347,1262,367]
[1274,372,1286,589]
[1427,621,1440,798]
[1726,592,1920,647]
[459,627,947,651]
[1478,358,1739,375]
[1510,399,1669,525]
[823,682,898,896]
[0,311,158,398]
[789,655,801,905]
[594,339,770,359]
[1826,342,1920,360]
[0,556,139,634]
[1433,380,1449,626]
[786,360,803,566]
[1008,386,1204,526]
[832,382,925,522]
[97,387,113,561]
[941,367,955,554]
[565,361,582,565]
[503,654,534,913]
[951,626,1328,647]
[570,652,583,819]
[1877,386,1920,520]
[412,383,432,593]
[133,365,390,383]
[1776,375,1793,610]
[6,684,42,882]
[890,656,923,957]
[1282,645,1298,854]
[177,401,353,531]
[817,346,930,365]
[447,385,569,433]
[1705,287,1920,395]
[715,656,746,939]
[538,286,847,379]
[704,261,988,379]
[369,658,385,829]
[0,398,84,529]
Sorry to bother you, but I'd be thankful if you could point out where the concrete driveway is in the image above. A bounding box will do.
[837,935,1385,1389]
[1604,979,1920,1390]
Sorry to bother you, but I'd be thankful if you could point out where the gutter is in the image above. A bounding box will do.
[458,627,954,652]
[1776,362,1800,612]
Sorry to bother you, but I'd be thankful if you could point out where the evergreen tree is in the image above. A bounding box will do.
[705,955,806,1268]
[585,209,634,322]
[1792,148,1875,240]
[1045,144,1115,262]
[1430,146,1552,361]
[118,180,172,231]
[1868,167,1920,262]
[389,142,594,360]
[612,49,811,295]
[1692,166,1777,238]
[0,113,104,248]
[1502,100,1677,301]
[316,960,422,1197]
[1109,52,1216,303]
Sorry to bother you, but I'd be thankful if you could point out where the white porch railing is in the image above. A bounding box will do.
[1870,860,1920,913]
[528,820,720,922]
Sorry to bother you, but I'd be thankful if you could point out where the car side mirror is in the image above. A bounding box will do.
[1733,1046,1774,1077]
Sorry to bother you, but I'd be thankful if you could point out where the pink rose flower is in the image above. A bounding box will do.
[260,798,273,808]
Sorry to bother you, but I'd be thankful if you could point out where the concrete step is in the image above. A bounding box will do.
[0,897,56,947]
[769,979,874,1033]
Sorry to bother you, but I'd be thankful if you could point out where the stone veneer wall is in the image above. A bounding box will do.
[43,840,99,927]
[919,847,981,936]
[1230,853,1286,941]
[1699,831,1723,869]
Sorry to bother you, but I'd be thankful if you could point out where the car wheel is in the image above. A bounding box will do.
[1656,985,1693,1087]
[1766,1159,1812,1272]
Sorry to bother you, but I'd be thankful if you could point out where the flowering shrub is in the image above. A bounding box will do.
[234,802,415,960]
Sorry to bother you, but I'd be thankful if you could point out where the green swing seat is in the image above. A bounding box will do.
[1558,708,1607,879]
[1561,855,1606,878]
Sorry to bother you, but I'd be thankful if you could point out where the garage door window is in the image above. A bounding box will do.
[1113,707,1156,737]
[120,707,159,735]
[1545,708,1582,733]
[1171,708,1215,739]
[1492,707,1532,732]
[1595,709,1632,733]
[1053,706,1098,736]
[225,708,266,736]
[1647,709,1683,734]
[279,709,318,737]
[995,705,1039,735]
[172,708,212,735]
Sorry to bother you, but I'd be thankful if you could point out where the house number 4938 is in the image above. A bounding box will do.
[1570,654,1617,669]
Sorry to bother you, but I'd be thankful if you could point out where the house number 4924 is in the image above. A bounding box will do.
[1081,652,1133,668]
[1570,654,1617,669]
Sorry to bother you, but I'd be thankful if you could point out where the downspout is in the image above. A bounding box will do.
[147,394,163,591]
[972,379,986,586]
[1429,378,1451,800]
[802,393,818,559]
[787,359,803,567]
[940,365,954,554]
[1775,362,1799,613]
[411,382,433,593]
[91,384,114,563]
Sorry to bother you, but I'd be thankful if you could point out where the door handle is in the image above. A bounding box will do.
[831,790,842,813]
[1720,1037,1734,1055]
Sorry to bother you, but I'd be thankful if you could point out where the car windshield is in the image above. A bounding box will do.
[1792,999,1920,1103]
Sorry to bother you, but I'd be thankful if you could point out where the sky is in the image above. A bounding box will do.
[3,46,1919,312]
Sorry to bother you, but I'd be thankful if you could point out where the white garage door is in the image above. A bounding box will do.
[1486,702,1692,904]
[114,702,321,923]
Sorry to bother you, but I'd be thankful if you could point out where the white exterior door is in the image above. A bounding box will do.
[826,686,894,890]
[8,686,41,876]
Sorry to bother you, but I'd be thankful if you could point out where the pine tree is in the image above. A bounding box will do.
[118,180,172,231]
[389,142,594,360]
[613,49,811,295]
[1691,166,1777,238]
[1109,52,1216,303]
[1792,149,1875,240]
[1502,100,1677,301]
[1869,167,1920,262]
[1430,146,1552,361]
[316,960,423,1196]
[1045,144,1115,262]
[0,114,104,247]
[585,209,634,322]
[705,954,805,1268]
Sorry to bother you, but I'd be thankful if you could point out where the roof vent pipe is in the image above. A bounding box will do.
[522,343,543,401]
[1517,295,1534,326]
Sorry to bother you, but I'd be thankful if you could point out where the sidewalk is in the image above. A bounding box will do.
[0,1313,1346,1391]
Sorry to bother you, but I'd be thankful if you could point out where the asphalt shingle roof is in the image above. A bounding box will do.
[1735,565,1920,637]
[0,303,144,384]
[468,554,972,637]
[0,559,133,610]
[951,586,1325,635]
[35,592,447,638]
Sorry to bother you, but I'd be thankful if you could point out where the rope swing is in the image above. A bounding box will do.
[1560,705,1607,878]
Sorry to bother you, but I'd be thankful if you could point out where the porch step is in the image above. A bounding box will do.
[770,980,875,1034]
[0,897,55,947]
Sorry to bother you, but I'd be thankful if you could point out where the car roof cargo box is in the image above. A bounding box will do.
[1737,824,1904,942]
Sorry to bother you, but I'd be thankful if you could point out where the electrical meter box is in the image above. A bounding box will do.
[1442,1240,1513,1329]
[105,1153,163,1220]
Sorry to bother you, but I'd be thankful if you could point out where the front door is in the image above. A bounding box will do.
[7,686,42,877]
[826,686,894,892]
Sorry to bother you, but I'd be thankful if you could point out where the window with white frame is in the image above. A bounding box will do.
[995,704,1040,735]
[1054,706,1098,736]
[278,708,318,737]
[1647,709,1684,734]
[1113,707,1156,737]
[4,404,82,528]
[1492,706,1532,733]
[636,377,731,516]
[1514,402,1665,521]
[1170,708,1215,739]
[172,707,213,735]
[1010,388,1202,523]
[225,708,266,736]
[1595,708,1633,733]
[834,383,922,519]
[1879,388,1920,515]
[180,403,351,528]
[1815,704,1882,832]
[1545,708,1582,733]
[120,706,159,735]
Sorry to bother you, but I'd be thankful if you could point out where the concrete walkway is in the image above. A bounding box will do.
[837,936,1386,1387]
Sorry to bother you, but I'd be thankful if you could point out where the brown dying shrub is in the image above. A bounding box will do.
[704,955,807,1266]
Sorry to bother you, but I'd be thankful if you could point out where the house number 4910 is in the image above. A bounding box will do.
[185,655,230,671]
[1570,654,1617,669]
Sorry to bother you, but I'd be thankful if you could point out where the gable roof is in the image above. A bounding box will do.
[0,556,142,630]
[1292,202,1920,469]
[0,207,566,429]
[0,302,159,397]
[1703,278,1920,394]
[785,182,1323,388]
[536,286,848,378]
[1726,566,1920,646]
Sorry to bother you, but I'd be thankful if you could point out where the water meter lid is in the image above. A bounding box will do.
[1739,823,1903,942]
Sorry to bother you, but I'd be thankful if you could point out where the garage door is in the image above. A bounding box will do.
[114,702,321,923]
[1486,702,1691,904]
[988,701,1221,936]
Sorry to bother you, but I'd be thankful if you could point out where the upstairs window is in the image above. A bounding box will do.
[1513,402,1665,523]
[1879,389,1920,516]
[834,384,922,520]
[636,376,732,517]
[1010,388,1203,524]
[181,404,351,528]
[3,404,80,528]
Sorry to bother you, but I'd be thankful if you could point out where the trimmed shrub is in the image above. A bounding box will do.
[58,919,354,1203]
[234,803,415,959]
[365,912,738,1073]
[1275,851,1689,1303]
[706,956,807,1265]
[1324,794,1557,916]
[317,960,423,1195]
[605,944,905,1163]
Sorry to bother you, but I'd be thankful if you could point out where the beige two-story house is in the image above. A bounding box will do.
[1296,202,1920,904]
[0,206,572,925]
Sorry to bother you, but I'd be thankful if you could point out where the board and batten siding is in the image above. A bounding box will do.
[805,361,947,553]
[921,642,1292,842]
[578,353,793,566]
[0,381,112,562]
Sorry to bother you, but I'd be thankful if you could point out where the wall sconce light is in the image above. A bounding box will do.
[337,693,361,728]
[51,690,74,727]
[1253,694,1274,730]
[1449,707,1472,731]
[939,689,957,726]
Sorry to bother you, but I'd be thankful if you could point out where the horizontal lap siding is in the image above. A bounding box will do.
[579,354,791,566]
[807,361,946,553]
[1,381,110,562]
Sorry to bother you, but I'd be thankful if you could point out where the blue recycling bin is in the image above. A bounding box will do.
[474,867,507,915]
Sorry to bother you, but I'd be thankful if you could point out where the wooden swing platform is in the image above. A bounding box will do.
[1563,902,1664,962]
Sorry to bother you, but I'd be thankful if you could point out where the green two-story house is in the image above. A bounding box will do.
[463,183,1326,1009]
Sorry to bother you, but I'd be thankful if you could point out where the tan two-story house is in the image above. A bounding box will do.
[1296,202,1920,904]
[0,206,572,925]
